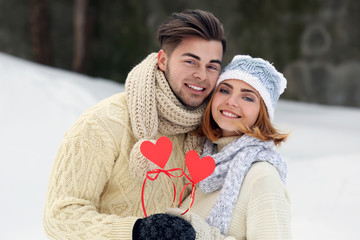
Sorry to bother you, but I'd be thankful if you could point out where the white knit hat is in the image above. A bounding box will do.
[216,55,287,121]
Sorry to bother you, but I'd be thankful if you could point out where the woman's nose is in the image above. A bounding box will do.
[226,95,239,107]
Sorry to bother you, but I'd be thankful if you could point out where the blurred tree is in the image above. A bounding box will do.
[1,0,357,107]
[87,0,152,81]
[73,0,94,73]
[29,0,52,65]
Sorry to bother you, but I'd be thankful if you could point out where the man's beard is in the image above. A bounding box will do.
[164,67,187,106]
[165,65,208,109]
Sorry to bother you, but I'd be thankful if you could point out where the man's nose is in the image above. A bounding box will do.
[193,68,207,81]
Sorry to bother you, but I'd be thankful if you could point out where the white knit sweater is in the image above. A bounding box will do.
[181,137,292,239]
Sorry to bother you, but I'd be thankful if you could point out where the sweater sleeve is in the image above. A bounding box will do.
[246,163,292,240]
[43,98,138,240]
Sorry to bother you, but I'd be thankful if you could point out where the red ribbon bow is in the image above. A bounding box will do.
[141,167,195,217]
[140,137,215,217]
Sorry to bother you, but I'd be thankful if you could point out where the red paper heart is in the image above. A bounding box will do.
[140,136,173,169]
[185,150,215,184]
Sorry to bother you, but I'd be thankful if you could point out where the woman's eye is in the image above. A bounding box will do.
[219,88,229,94]
[243,96,254,102]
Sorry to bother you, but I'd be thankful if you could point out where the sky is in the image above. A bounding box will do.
[1,52,359,239]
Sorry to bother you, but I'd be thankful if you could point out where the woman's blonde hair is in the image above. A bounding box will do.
[198,87,289,146]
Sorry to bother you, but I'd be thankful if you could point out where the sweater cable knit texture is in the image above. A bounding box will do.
[43,53,206,240]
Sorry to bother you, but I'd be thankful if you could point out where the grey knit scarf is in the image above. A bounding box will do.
[199,134,287,235]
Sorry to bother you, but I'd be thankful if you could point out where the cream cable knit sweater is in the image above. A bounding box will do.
[181,137,292,240]
[44,53,206,239]
[43,93,195,239]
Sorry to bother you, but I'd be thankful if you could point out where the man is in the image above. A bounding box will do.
[43,9,226,240]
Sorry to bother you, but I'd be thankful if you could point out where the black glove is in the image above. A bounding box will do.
[132,213,196,240]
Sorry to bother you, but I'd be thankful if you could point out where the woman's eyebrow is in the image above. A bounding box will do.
[221,82,259,97]
[222,82,259,97]
[241,88,259,97]
[221,82,233,89]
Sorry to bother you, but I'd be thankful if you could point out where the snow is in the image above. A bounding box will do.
[274,101,360,239]
[1,52,359,239]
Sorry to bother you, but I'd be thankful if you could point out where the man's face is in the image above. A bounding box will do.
[158,37,223,108]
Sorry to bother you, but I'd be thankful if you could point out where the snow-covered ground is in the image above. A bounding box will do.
[1,52,359,239]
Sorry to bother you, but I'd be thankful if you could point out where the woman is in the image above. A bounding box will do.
[170,55,292,240]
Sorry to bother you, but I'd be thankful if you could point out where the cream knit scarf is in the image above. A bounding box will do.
[125,53,206,179]
[199,135,287,235]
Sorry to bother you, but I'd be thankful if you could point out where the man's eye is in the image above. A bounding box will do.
[208,65,218,71]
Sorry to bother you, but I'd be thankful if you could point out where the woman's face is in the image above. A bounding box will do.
[211,79,261,137]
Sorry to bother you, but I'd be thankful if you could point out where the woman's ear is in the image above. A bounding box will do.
[157,49,167,72]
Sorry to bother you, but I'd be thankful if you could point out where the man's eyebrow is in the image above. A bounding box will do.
[210,59,222,65]
[182,53,200,60]
[182,53,222,65]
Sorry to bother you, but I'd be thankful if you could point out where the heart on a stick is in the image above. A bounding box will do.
[140,136,173,169]
[185,150,215,184]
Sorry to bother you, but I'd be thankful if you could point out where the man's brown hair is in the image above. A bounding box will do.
[157,9,226,56]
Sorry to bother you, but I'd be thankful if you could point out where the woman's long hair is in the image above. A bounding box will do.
[198,87,289,146]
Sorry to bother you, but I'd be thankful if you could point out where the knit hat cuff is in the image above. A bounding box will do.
[217,69,275,121]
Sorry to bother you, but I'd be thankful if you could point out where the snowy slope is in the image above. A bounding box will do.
[1,52,359,239]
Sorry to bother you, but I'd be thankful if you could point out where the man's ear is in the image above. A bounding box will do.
[157,49,167,72]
